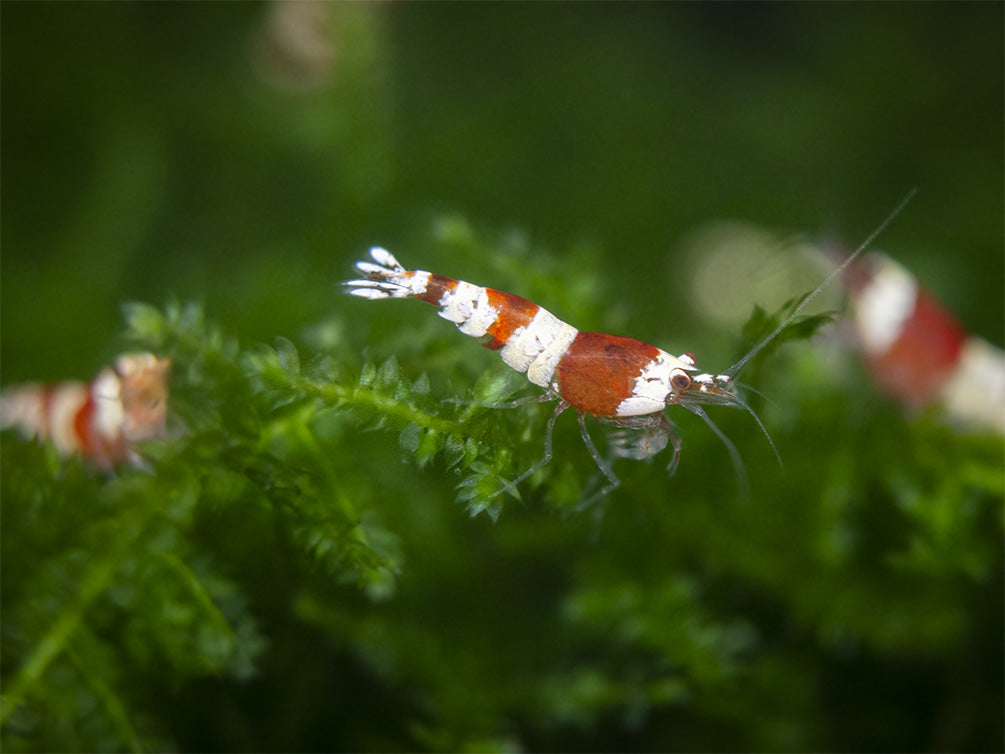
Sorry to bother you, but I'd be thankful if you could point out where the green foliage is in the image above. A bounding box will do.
[738,294,836,367]
[3,251,1003,751]
[0,245,609,749]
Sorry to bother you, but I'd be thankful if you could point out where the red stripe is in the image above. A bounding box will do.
[867,287,966,408]
[73,394,99,458]
[482,288,539,350]
[415,274,458,306]
[556,333,661,416]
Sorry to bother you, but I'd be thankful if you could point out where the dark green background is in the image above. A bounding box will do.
[2,2,1002,380]
[2,3,1002,753]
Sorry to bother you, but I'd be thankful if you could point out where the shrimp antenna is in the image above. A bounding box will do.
[724,188,917,379]
[683,404,750,502]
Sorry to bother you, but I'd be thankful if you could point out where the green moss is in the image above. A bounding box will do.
[3,271,1002,751]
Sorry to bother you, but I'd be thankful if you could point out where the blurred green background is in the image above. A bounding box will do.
[2,3,1002,752]
[2,2,1002,379]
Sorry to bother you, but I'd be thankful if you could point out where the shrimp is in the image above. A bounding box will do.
[1,353,171,470]
[345,192,915,500]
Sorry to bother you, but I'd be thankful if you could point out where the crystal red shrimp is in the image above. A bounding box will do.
[0,353,171,470]
[344,193,914,500]
[842,250,1004,435]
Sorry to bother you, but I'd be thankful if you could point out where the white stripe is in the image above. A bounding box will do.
[617,395,664,416]
[500,307,578,387]
[500,325,536,372]
[438,281,482,325]
[501,309,557,373]
[0,385,45,435]
[91,369,125,442]
[457,287,500,336]
[856,258,918,354]
[48,383,88,455]
[940,337,1005,435]
[527,322,578,387]
[408,270,431,296]
[616,350,694,417]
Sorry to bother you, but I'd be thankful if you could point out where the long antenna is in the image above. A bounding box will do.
[724,188,917,379]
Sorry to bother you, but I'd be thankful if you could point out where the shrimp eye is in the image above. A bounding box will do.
[670,371,691,391]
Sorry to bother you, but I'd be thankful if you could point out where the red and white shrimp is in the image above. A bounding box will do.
[842,250,1004,435]
[345,194,914,499]
[1,353,171,470]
